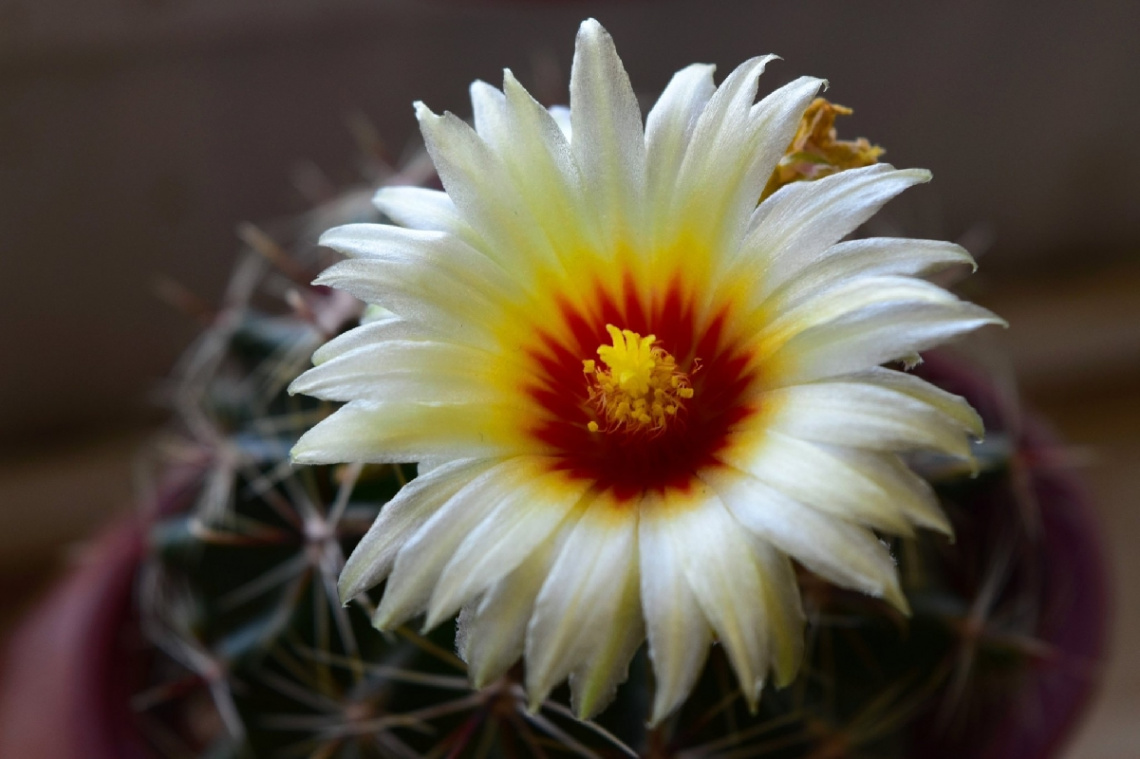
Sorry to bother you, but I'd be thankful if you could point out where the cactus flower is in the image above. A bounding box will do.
[290,19,1003,724]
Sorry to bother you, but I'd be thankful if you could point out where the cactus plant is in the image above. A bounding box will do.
[117,150,1107,759]
[106,25,1106,759]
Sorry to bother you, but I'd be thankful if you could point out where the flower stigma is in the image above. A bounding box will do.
[583,324,693,434]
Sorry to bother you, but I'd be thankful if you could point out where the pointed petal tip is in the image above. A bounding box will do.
[316,225,344,249]
[289,426,335,466]
[310,270,335,288]
[883,580,912,616]
[336,574,361,606]
[525,689,546,715]
[909,167,934,183]
[422,600,452,633]
[370,604,399,632]
[469,78,498,100]
[413,100,439,122]
[578,17,605,37]
[925,508,956,538]
[289,442,316,465]
[647,689,686,727]
[773,664,799,689]
[744,678,764,714]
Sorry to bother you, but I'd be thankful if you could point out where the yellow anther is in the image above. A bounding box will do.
[583,324,693,434]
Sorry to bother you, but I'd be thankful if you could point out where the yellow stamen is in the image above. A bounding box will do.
[582,324,692,433]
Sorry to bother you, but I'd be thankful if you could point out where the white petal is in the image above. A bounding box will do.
[757,274,994,356]
[763,381,975,459]
[671,69,821,255]
[315,257,503,348]
[310,316,435,366]
[748,539,805,686]
[457,529,569,688]
[291,340,515,405]
[425,469,590,627]
[742,164,931,298]
[292,401,539,465]
[316,225,522,347]
[767,238,976,313]
[567,586,644,720]
[372,186,484,251]
[570,19,646,247]
[547,105,572,139]
[644,63,716,236]
[373,456,547,628]
[469,79,508,143]
[842,366,984,439]
[718,429,915,535]
[525,498,642,718]
[318,224,517,291]
[664,490,771,709]
[701,466,907,612]
[500,70,599,261]
[772,298,1005,385]
[415,103,561,277]
[639,492,713,724]
[338,458,492,601]
[826,447,952,535]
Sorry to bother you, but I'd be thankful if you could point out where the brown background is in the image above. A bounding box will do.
[1,1,1138,755]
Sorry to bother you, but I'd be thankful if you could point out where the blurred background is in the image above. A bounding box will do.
[1,0,1137,755]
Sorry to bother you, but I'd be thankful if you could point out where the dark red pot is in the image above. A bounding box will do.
[0,520,150,759]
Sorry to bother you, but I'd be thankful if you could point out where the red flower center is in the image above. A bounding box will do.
[524,274,759,502]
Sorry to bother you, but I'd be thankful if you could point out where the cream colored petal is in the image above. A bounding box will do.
[415,103,561,277]
[748,539,805,687]
[310,317,434,366]
[290,340,517,405]
[314,256,506,348]
[338,458,492,602]
[567,571,644,720]
[639,491,713,725]
[825,447,952,535]
[570,19,646,247]
[663,489,771,710]
[763,381,975,459]
[671,68,820,255]
[718,429,915,535]
[525,498,642,718]
[644,63,716,237]
[743,165,931,298]
[771,297,1005,385]
[315,225,522,347]
[547,105,572,139]
[500,70,599,263]
[373,456,546,629]
[842,366,984,439]
[701,465,908,612]
[291,401,540,465]
[469,79,508,142]
[371,186,484,252]
[761,272,1003,357]
[767,238,976,313]
[425,469,591,627]
[457,527,571,688]
[759,275,961,351]
[318,224,518,293]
